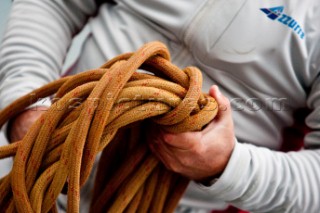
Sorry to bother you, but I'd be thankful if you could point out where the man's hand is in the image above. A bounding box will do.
[8,106,49,142]
[148,85,235,181]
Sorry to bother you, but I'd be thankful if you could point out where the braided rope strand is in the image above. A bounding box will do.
[0,41,218,213]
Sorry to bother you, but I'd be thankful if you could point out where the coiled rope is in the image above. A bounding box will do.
[0,41,218,212]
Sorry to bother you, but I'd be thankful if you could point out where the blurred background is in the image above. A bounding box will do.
[0,1,11,41]
[0,0,12,178]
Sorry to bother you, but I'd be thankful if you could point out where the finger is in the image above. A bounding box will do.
[161,130,202,151]
[149,141,167,165]
[208,85,232,120]
[150,136,181,172]
[200,86,232,134]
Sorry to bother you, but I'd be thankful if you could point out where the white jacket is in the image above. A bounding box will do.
[1,0,320,212]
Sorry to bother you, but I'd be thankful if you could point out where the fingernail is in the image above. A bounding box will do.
[215,86,221,97]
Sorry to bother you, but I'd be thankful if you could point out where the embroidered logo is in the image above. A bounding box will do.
[260,6,305,39]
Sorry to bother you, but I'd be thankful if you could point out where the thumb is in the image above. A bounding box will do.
[209,85,232,120]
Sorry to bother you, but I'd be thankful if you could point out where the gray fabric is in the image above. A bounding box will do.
[1,0,320,212]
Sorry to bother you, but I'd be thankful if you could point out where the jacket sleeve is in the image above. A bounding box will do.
[202,142,320,213]
[0,0,97,109]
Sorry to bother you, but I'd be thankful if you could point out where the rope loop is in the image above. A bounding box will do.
[0,41,218,213]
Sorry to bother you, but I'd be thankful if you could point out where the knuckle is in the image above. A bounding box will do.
[167,161,180,173]
[180,157,191,167]
[224,98,231,107]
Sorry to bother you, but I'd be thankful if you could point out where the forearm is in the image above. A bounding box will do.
[0,0,96,109]
[204,141,320,212]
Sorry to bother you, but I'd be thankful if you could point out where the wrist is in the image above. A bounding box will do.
[199,137,237,186]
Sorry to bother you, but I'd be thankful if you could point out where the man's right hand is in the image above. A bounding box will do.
[8,106,49,142]
[148,85,235,182]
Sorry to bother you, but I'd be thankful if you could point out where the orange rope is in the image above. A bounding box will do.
[0,41,218,212]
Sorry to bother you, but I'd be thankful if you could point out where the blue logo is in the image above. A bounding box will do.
[260,6,304,39]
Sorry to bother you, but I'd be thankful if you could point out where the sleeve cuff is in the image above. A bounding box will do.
[198,140,252,201]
